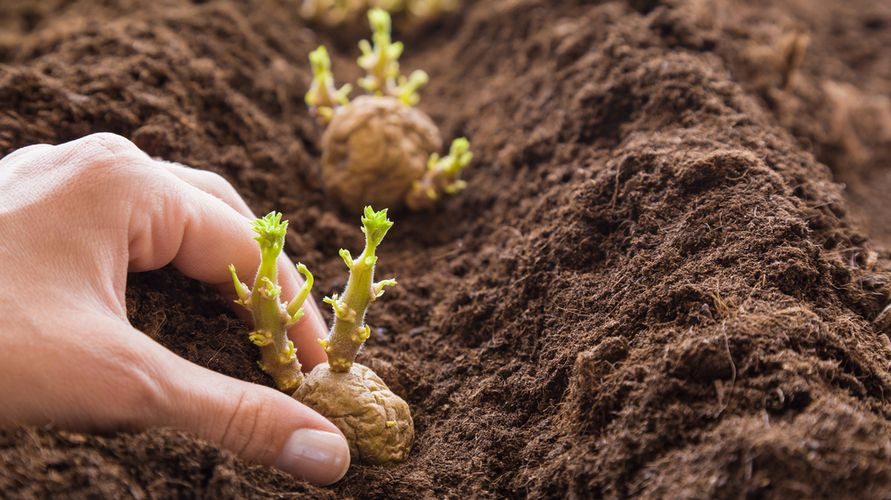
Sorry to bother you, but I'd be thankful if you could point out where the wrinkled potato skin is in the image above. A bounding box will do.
[321,96,442,212]
[293,362,414,464]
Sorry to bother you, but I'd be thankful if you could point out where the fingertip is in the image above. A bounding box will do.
[161,361,350,485]
[275,428,351,485]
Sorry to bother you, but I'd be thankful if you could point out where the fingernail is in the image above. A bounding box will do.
[276,429,351,485]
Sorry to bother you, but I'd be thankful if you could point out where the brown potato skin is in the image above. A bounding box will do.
[321,96,442,212]
[293,362,414,464]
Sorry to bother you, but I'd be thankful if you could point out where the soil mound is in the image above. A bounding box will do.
[1,0,890,497]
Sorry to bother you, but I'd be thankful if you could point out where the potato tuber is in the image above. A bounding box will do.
[321,95,442,213]
[293,363,413,463]
[231,209,412,465]
[293,206,413,464]
[306,8,473,212]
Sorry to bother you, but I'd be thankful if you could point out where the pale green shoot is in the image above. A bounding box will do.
[306,46,352,123]
[405,137,474,210]
[318,207,397,372]
[229,212,315,392]
[357,8,427,105]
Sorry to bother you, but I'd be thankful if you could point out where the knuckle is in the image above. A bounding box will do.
[68,133,151,180]
[64,134,181,205]
[73,132,142,161]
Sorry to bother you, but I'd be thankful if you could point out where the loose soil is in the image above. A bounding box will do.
[2,0,891,498]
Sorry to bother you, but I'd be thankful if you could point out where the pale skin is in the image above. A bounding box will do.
[0,133,351,485]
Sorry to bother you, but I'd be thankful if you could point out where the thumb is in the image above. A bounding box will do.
[158,357,351,485]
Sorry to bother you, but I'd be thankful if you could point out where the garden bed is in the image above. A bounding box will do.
[1,0,890,497]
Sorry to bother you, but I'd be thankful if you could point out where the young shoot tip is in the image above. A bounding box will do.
[450,136,471,155]
[442,137,473,174]
[405,138,473,210]
[306,45,351,122]
[339,248,354,268]
[397,69,428,106]
[309,45,332,76]
[252,211,288,251]
[287,262,315,320]
[368,7,392,33]
[295,262,311,277]
[228,263,250,305]
[360,206,394,246]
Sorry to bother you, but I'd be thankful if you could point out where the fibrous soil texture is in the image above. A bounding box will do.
[1,0,891,497]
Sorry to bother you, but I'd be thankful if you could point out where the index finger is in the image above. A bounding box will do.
[160,161,329,369]
[127,164,328,369]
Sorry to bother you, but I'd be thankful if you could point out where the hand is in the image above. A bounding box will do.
[0,133,350,485]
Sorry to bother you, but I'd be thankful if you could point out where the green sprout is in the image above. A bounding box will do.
[229,212,314,392]
[319,206,397,371]
[306,9,426,124]
[405,137,473,210]
[228,209,412,464]
[396,70,429,106]
[305,46,352,123]
[358,8,427,105]
[306,8,474,213]
[293,206,413,464]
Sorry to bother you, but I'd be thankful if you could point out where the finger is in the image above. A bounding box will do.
[128,177,327,365]
[47,134,326,367]
[135,164,342,477]
[156,348,351,485]
[160,161,255,218]
[45,134,257,289]
[157,161,328,367]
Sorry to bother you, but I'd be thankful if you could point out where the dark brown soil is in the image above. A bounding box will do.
[2,0,891,498]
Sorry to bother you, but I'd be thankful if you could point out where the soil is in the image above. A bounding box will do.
[2,0,891,498]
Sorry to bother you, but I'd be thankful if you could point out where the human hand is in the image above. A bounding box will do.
[0,133,350,485]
